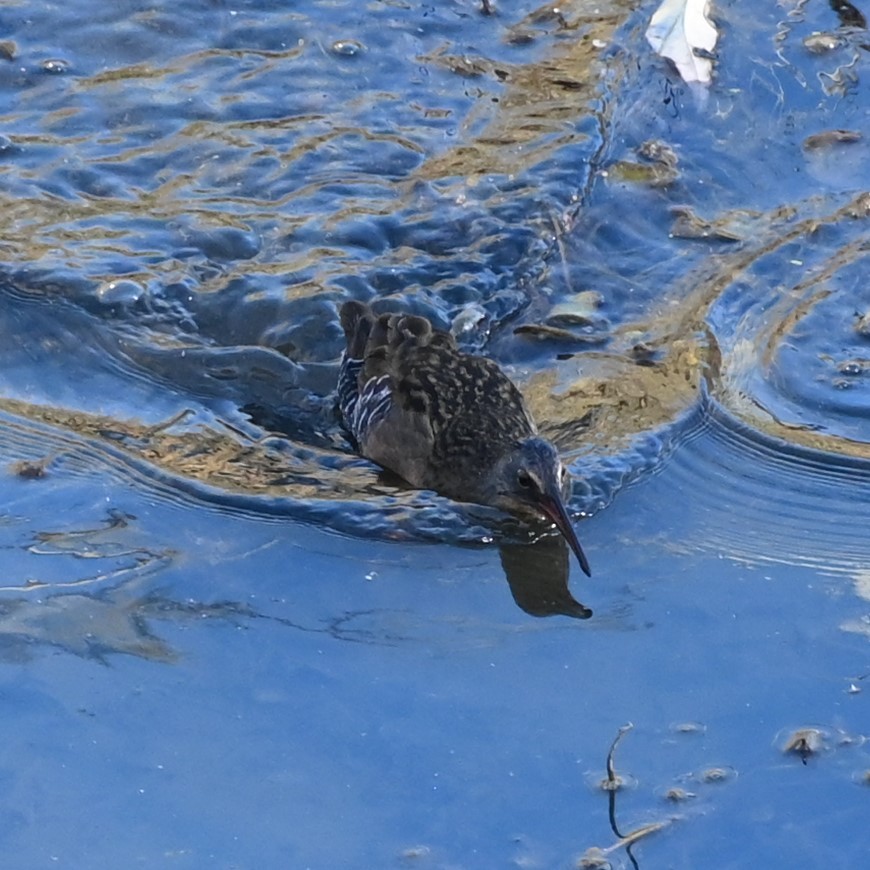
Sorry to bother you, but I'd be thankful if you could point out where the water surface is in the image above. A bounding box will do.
[0,0,869,866]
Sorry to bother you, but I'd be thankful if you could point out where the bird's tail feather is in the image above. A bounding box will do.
[339,300,374,360]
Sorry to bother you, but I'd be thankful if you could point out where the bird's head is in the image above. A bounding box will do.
[490,437,591,577]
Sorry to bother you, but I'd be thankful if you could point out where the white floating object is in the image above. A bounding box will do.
[646,0,718,86]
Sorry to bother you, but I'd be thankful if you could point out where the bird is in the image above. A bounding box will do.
[337,300,591,577]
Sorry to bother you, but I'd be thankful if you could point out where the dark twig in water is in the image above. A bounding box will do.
[579,723,674,869]
[605,723,633,792]
[606,724,639,869]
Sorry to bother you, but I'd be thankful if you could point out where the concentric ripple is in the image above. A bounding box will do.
[708,193,870,455]
[662,397,870,575]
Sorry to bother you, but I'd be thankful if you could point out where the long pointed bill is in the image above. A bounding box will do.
[540,489,592,578]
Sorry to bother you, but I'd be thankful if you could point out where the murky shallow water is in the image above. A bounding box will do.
[0,0,868,866]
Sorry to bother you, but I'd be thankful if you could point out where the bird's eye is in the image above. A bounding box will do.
[517,470,533,489]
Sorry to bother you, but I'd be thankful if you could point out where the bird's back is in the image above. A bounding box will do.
[339,300,537,500]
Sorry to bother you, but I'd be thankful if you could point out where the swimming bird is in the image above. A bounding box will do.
[338,300,591,577]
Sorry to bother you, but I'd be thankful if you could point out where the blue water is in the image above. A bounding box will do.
[0,0,868,867]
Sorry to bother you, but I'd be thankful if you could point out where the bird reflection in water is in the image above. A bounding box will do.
[499,534,592,619]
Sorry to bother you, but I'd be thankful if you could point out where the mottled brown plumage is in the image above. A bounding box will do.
[338,300,591,576]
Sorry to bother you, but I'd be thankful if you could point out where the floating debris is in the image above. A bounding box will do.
[547,291,605,327]
[846,192,870,218]
[430,53,490,77]
[671,721,707,735]
[451,303,487,337]
[802,32,844,54]
[399,844,431,861]
[646,0,718,86]
[698,766,736,783]
[802,130,862,151]
[830,0,866,28]
[10,457,52,479]
[514,323,608,345]
[631,342,660,366]
[638,139,679,170]
[835,731,866,749]
[607,159,677,188]
[577,822,671,869]
[669,206,747,241]
[578,847,611,869]
[782,727,827,763]
[664,786,696,802]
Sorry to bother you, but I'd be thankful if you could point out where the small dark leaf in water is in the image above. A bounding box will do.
[631,342,659,366]
[10,458,51,479]
[0,41,16,61]
[331,39,365,57]
[506,28,537,45]
[41,58,71,74]
[829,0,866,29]
[802,129,862,151]
[782,727,827,763]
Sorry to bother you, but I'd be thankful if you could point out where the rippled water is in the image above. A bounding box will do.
[0,0,869,866]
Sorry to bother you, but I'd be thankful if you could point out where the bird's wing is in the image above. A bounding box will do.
[388,337,537,494]
[337,301,375,444]
[423,353,537,462]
